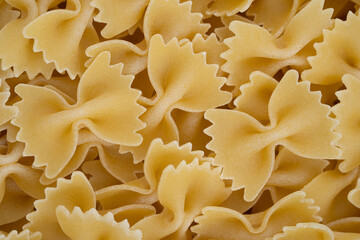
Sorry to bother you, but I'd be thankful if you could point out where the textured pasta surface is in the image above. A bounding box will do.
[0,0,359,239]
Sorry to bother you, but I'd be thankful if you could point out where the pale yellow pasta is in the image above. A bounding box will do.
[0,0,19,29]
[207,0,254,16]
[0,230,41,240]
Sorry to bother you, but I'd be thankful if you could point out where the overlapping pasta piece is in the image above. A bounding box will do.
[132,159,230,240]
[23,0,99,79]
[222,0,333,94]
[207,0,254,16]
[0,0,19,29]
[0,0,55,79]
[56,207,142,240]
[102,204,156,226]
[143,0,210,43]
[302,12,360,85]
[120,35,231,162]
[332,75,360,172]
[191,191,321,240]
[0,230,41,240]
[91,0,149,39]
[205,70,340,201]
[13,51,145,179]
[348,178,360,208]
[0,79,17,127]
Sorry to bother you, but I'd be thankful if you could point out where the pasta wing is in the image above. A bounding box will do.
[192,191,321,240]
[23,0,99,79]
[269,223,334,240]
[0,230,41,240]
[13,51,145,178]
[24,172,96,240]
[56,207,142,240]
[348,178,360,209]
[0,80,17,126]
[205,70,340,201]
[0,0,19,29]
[302,12,360,84]
[207,0,254,16]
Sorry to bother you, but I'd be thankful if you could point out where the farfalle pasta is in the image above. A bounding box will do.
[1,0,360,239]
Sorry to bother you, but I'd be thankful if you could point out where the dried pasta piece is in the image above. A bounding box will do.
[205,70,340,201]
[24,172,95,240]
[102,204,156,226]
[56,206,142,240]
[222,0,333,94]
[0,230,41,240]
[269,223,333,240]
[120,35,231,162]
[349,178,360,209]
[0,79,17,126]
[247,0,307,37]
[23,0,99,79]
[85,40,147,76]
[91,0,149,39]
[191,191,321,240]
[13,52,145,178]
[82,160,120,191]
[97,139,209,209]
[327,217,360,233]
[302,12,360,85]
[179,0,213,17]
[207,0,254,16]
[302,167,360,223]
[0,0,19,29]
[132,159,230,240]
[332,75,360,172]
[0,0,55,79]
[143,0,210,43]
[0,142,24,166]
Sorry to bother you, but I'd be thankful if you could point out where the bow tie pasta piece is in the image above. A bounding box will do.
[24,172,96,240]
[0,230,41,240]
[91,0,149,39]
[207,0,254,16]
[143,0,210,43]
[96,139,209,209]
[0,79,17,127]
[222,0,333,94]
[56,207,142,240]
[332,75,360,172]
[179,0,212,17]
[349,178,360,209]
[0,0,55,79]
[247,0,307,37]
[205,70,340,202]
[120,35,231,162]
[0,0,19,29]
[23,0,99,79]
[132,159,230,240]
[302,12,360,85]
[85,40,148,76]
[13,51,145,178]
[191,191,321,240]
[302,167,360,223]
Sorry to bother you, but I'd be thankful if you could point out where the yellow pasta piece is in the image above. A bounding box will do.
[0,0,19,29]
[24,172,95,240]
[302,12,360,85]
[132,159,230,240]
[205,70,340,201]
[207,0,254,16]
[91,0,149,39]
[143,0,210,43]
[191,191,321,240]
[56,206,142,240]
[179,0,212,17]
[0,230,41,240]
[23,0,99,79]
[222,0,333,94]
[13,52,145,178]
[0,80,17,127]
[327,217,360,233]
[333,75,360,172]
[120,35,231,162]
[348,178,360,209]
[0,142,24,166]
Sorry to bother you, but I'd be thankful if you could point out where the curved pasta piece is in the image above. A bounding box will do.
[270,223,334,240]
[0,80,17,126]
[247,0,307,37]
[349,178,360,208]
[13,51,145,178]
[302,167,360,223]
[85,40,147,76]
[143,0,210,43]
[0,230,41,240]
[91,0,149,38]
[179,0,212,17]
[0,0,19,29]
[102,204,156,226]
[120,35,231,162]
[56,206,142,240]
[97,139,209,209]
[0,0,55,79]
[23,0,99,79]
[327,217,360,233]
[207,0,254,16]
[132,159,230,240]
[0,142,24,165]
[191,191,321,240]
[222,0,333,94]
[205,70,340,201]
[332,75,360,172]
[234,71,277,123]
[302,12,360,85]
[24,172,96,240]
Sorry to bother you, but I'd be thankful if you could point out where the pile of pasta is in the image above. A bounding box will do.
[0,0,360,239]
